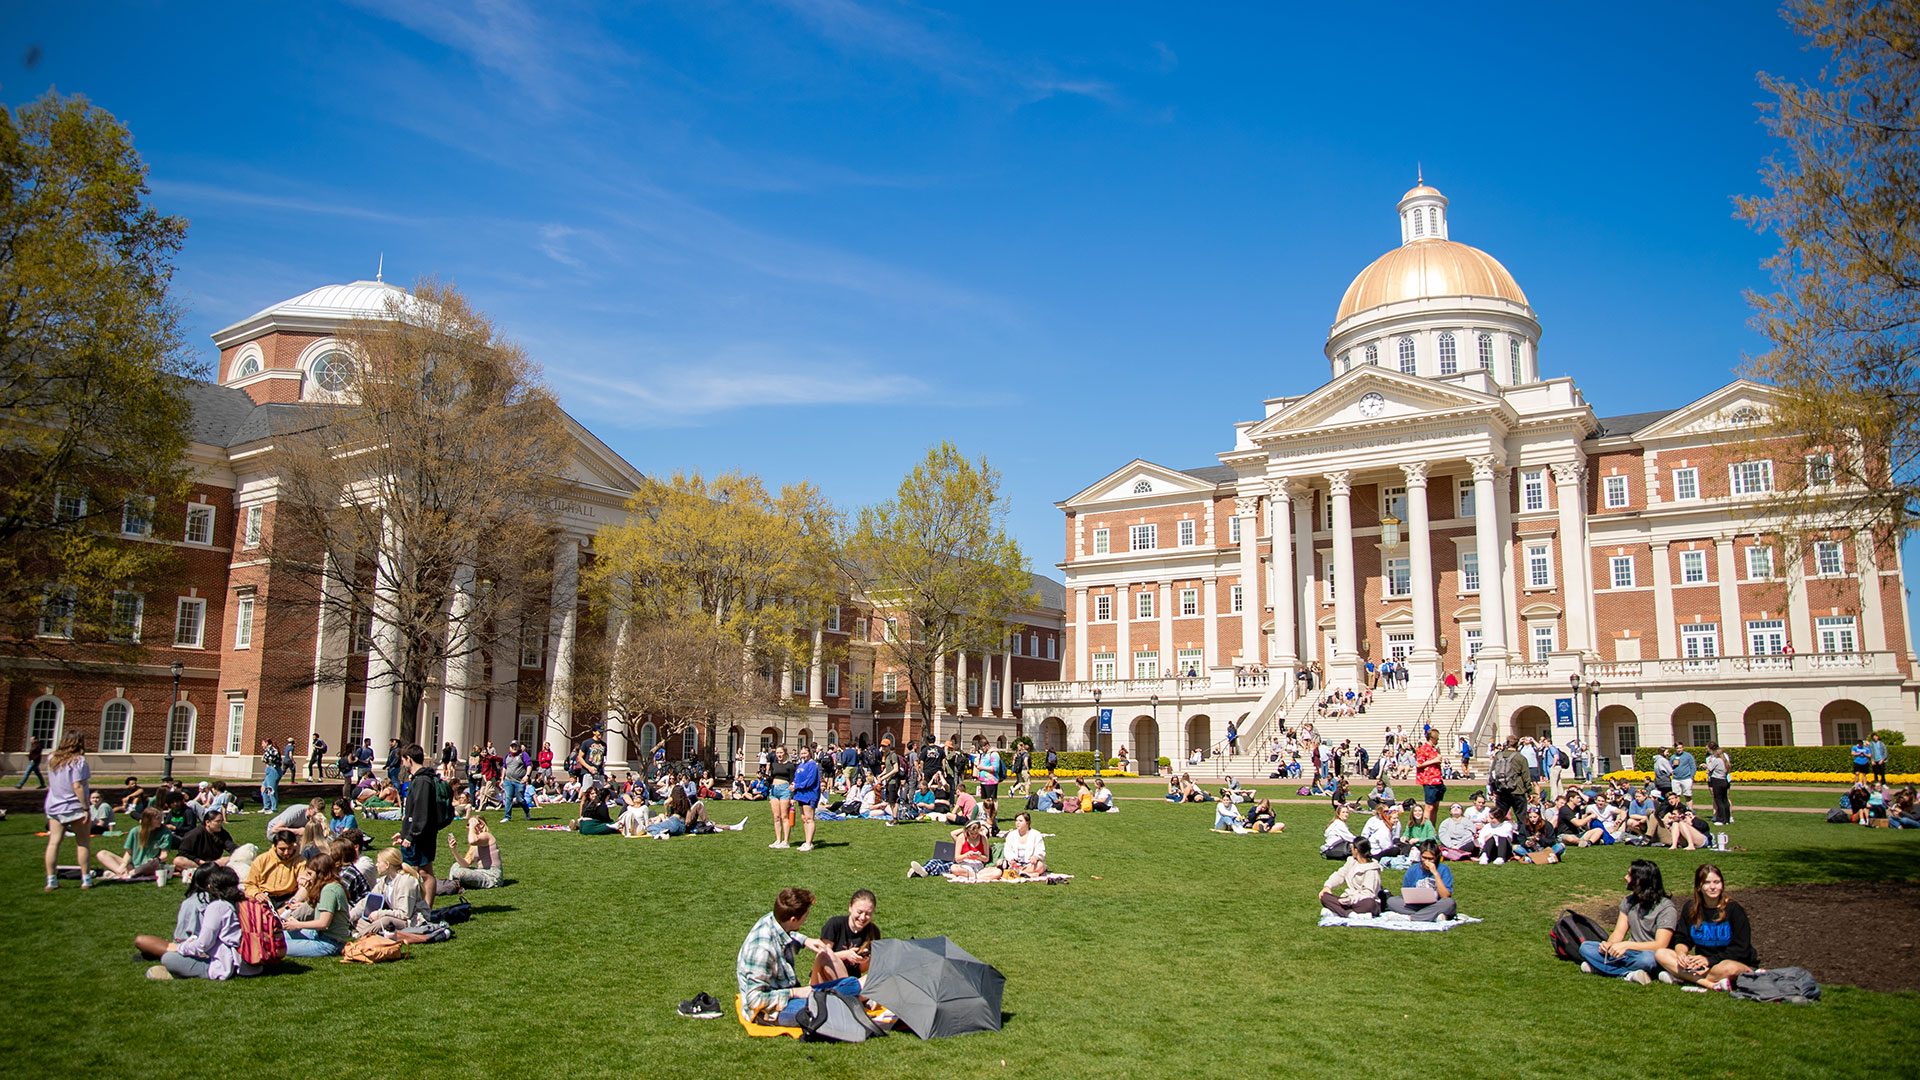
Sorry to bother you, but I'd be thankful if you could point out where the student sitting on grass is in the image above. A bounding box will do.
[446,813,504,890]
[574,786,617,835]
[143,866,259,981]
[1385,841,1458,922]
[279,851,353,958]
[1655,863,1756,991]
[1214,797,1251,833]
[1400,802,1437,847]
[1164,777,1185,803]
[997,813,1050,878]
[1624,787,1659,837]
[1245,798,1283,834]
[1437,804,1478,860]
[1090,779,1115,812]
[1360,802,1401,860]
[171,809,237,876]
[1889,787,1920,829]
[1318,837,1383,917]
[97,807,172,882]
[355,848,426,936]
[942,821,997,880]
[1475,808,1517,865]
[736,887,852,1026]
[1579,859,1675,984]
[811,889,881,983]
[1658,793,1709,850]
[1321,804,1358,859]
[1037,778,1064,813]
[1521,808,1563,862]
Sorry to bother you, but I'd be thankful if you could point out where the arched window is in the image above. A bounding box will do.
[1340,351,1351,373]
[1412,211,1424,237]
[1509,338,1524,384]
[1477,332,1493,369]
[100,699,132,752]
[1438,331,1457,375]
[1397,337,1416,374]
[1364,344,1378,366]
[826,726,839,747]
[1428,207,1440,235]
[637,721,656,760]
[681,727,697,759]
[234,355,260,379]
[310,350,355,393]
[167,702,196,754]
[28,696,62,748]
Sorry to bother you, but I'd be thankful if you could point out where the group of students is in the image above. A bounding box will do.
[735,887,882,1024]
[1577,860,1759,991]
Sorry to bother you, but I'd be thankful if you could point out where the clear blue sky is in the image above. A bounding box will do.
[14,1,1904,640]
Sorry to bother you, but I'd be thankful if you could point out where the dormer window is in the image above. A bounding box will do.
[1364,344,1378,366]
[312,350,355,393]
[1412,212,1425,238]
[234,356,260,379]
[1438,331,1457,375]
[1477,332,1493,369]
[1397,337,1416,374]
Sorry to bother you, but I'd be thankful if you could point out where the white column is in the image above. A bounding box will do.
[1201,574,1219,674]
[1116,585,1132,677]
[1402,462,1439,686]
[1269,478,1298,671]
[808,628,826,707]
[956,649,969,715]
[1786,549,1814,657]
[1002,633,1015,716]
[362,513,403,751]
[543,536,578,754]
[440,561,477,755]
[1235,495,1261,665]
[1294,493,1315,665]
[309,550,351,747]
[1714,537,1741,652]
[1074,589,1089,682]
[1326,470,1360,684]
[487,599,520,748]
[1552,462,1593,655]
[1650,541,1676,659]
[1158,581,1173,673]
[604,592,631,766]
[1469,457,1510,661]
[931,652,946,741]
[1858,534,1889,651]
[1496,468,1519,657]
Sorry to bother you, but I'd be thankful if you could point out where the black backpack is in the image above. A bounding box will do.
[1730,967,1821,1003]
[1824,808,1851,824]
[1549,908,1608,961]
[798,989,887,1042]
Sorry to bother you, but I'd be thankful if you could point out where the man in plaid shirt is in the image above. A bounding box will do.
[737,887,851,1023]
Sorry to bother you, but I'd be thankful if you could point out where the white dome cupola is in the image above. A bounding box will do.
[1398,181,1448,244]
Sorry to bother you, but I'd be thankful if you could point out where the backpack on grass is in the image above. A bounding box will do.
[1824,808,1851,824]
[1730,967,1821,1003]
[798,990,888,1042]
[1549,908,1607,961]
[339,935,407,964]
[238,896,286,966]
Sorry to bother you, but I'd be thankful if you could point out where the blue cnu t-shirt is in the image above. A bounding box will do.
[791,760,820,798]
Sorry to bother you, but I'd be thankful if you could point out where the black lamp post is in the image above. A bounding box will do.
[1091,687,1102,780]
[164,660,183,782]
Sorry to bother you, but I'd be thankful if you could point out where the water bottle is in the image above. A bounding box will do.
[1716,831,1729,851]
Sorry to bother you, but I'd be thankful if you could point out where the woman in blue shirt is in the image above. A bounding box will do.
[1852,739,1873,784]
[790,745,821,851]
[1386,841,1457,922]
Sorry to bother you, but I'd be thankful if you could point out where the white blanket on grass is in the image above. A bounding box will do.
[1317,913,1482,931]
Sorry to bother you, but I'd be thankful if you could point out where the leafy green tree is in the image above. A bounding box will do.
[0,91,194,654]
[842,442,1034,741]
[1737,0,1920,558]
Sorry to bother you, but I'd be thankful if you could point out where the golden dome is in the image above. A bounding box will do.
[1399,184,1445,205]
[1333,239,1529,324]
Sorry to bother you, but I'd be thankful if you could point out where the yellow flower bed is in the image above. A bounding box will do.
[1603,769,1919,784]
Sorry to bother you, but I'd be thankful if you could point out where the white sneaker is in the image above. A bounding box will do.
[1492,857,1505,866]
[1580,961,1594,974]
[768,840,782,849]
[1478,854,1490,864]
[908,861,927,878]
[1657,970,1677,984]
[1624,970,1653,985]
[797,842,813,852]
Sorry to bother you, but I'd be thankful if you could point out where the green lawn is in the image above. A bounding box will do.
[4,795,1916,1079]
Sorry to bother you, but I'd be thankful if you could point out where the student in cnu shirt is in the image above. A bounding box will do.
[1655,863,1757,992]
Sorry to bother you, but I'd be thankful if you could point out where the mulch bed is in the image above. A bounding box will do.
[1586,880,1920,993]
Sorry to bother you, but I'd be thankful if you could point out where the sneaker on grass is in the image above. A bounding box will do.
[1624,970,1653,985]
[908,861,927,878]
[1657,970,1677,985]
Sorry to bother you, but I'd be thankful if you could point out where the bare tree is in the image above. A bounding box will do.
[264,279,571,743]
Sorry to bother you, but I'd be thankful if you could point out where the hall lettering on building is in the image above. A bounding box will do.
[1026,183,1916,771]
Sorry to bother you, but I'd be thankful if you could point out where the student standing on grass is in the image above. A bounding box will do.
[399,743,449,907]
[790,745,821,852]
[1415,730,1446,826]
[260,737,282,814]
[1655,863,1756,991]
[1870,734,1890,785]
[1579,859,1675,984]
[765,744,796,849]
[1705,744,1734,825]
[42,732,93,890]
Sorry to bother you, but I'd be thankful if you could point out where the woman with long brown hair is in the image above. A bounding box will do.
[279,850,352,957]
[1654,863,1757,991]
[42,730,92,890]
[98,807,171,881]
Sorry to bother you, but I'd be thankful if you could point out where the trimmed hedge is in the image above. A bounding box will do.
[1631,745,1917,774]
[1033,752,1169,772]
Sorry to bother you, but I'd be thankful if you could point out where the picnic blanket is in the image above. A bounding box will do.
[1317,913,1482,932]
[527,824,573,831]
[734,994,895,1037]
[945,873,1073,885]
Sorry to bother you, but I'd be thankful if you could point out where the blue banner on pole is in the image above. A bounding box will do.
[1098,708,1113,734]
[1555,698,1575,728]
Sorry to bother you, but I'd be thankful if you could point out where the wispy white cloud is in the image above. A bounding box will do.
[555,344,937,426]
[150,180,423,224]
[341,0,616,111]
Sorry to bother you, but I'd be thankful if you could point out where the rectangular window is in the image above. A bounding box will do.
[1457,479,1475,518]
[169,703,196,753]
[1092,528,1110,555]
[1178,519,1196,547]
[1834,720,1860,746]
[351,609,373,654]
[1130,524,1157,551]
[944,673,958,706]
[1230,584,1245,613]
[38,586,76,639]
[826,605,840,632]
[1609,555,1635,589]
[1603,475,1629,509]
[1133,650,1159,680]
[233,596,255,648]
[1806,452,1834,486]
[1526,543,1552,588]
[1745,545,1774,581]
[853,680,869,713]
[1094,595,1112,622]
[792,667,806,695]
[55,486,87,523]
[882,672,898,702]
[1680,550,1708,584]
[1030,632,1039,655]
[1680,623,1719,659]
[122,496,153,536]
[884,617,898,642]
[1815,541,1843,576]
[1229,516,1241,544]
[1385,557,1410,597]
[1177,648,1203,678]
[174,597,206,648]
[1180,588,1199,616]
[966,678,979,706]
[1616,725,1639,758]
[1461,551,1480,593]
[1817,616,1858,654]
[825,665,840,698]
[989,678,1001,706]
[1011,634,1023,657]
[1530,624,1556,661]
[1521,470,1546,511]
[225,699,246,755]
[1730,460,1774,496]
[243,505,263,548]
[1465,628,1483,657]
[110,591,144,643]
[1046,637,1056,660]
[520,626,545,668]
[1091,652,1117,681]
[1747,619,1786,655]
[1382,486,1408,523]
[682,729,697,758]
[184,504,215,545]
[1322,554,1336,602]
[1672,467,1699,501]
[1761,723,1785,747]
[1510,338,1523,384]
[1137,591,1154,620]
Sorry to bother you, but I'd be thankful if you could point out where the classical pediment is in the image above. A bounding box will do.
[1060,459,1227,507]
[1630,379,1780,442]
[558,410,647,493]
[1244,368,1507,441]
